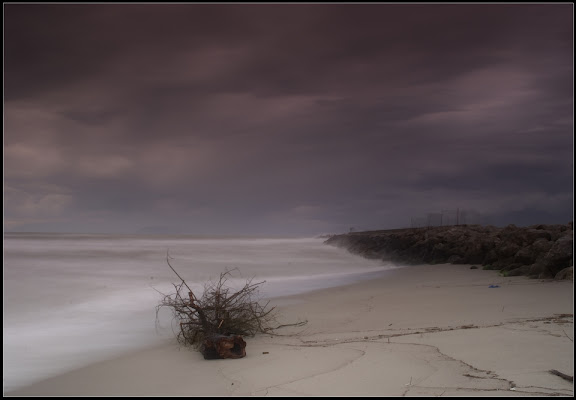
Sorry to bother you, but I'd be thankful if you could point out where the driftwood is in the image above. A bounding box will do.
[549,369,573,382]
[156,253,307,359]
[202,334,247,359]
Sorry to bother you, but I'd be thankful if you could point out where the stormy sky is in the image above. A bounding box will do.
[4,4,573,236]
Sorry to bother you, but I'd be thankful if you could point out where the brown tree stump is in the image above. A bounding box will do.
[201,334,247,359]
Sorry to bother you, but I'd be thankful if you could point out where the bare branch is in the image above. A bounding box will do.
[156,256,306,350]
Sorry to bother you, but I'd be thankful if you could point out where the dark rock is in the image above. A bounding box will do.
[538,232,573,276]
[501,262,524,272]
[447,255,464,264]
[497,242,522,258]
[506,265,532,276]
[528,262,547,278]
[492,257,515,270]
[324,223,573,279]
[525,228,552,242]
[555,266,573,280]
[513,239,552,265]
[514,246,537,265]
[482,249,499,266]
[532,238,554,259]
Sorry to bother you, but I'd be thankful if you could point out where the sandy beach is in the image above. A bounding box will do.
[6,264,573,397]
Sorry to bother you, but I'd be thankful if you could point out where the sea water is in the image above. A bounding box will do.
[3,233,397,392]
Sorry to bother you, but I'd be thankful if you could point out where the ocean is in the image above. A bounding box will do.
[3,233,397,392]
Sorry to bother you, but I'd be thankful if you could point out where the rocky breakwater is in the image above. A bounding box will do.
[325,223,573,280]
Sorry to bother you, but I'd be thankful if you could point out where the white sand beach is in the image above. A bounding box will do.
[6,264,573,397]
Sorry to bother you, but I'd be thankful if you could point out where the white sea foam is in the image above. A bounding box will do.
[3,234,397,392]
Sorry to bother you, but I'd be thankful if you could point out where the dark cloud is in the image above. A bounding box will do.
[4,4,573,235]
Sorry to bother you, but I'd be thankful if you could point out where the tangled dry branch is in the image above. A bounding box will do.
[156,253,306,349]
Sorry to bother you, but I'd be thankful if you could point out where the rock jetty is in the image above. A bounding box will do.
[325,223,573,280]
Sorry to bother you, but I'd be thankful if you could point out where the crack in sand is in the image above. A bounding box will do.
[291,330,517,395]
[517,314,573,324]
[401,341,512,385]
[387,337,571,396]
[278,339,515,396]
[298,314,573,346]
[499,318,574,343]
[298,323,503,346]
[252,387,269,396]
[287,334,572,396]
[214,365,241,395]
[517,385,573,395]
[405,385,566,396]
[251,314,572,396]
[252,346,367,396]
[501,325,567,339]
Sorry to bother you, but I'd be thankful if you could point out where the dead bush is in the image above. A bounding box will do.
[156,253,306,352]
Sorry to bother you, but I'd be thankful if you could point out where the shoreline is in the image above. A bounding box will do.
[5,264,573,396]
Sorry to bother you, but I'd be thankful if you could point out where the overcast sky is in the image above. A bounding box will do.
[4,4,573,236]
